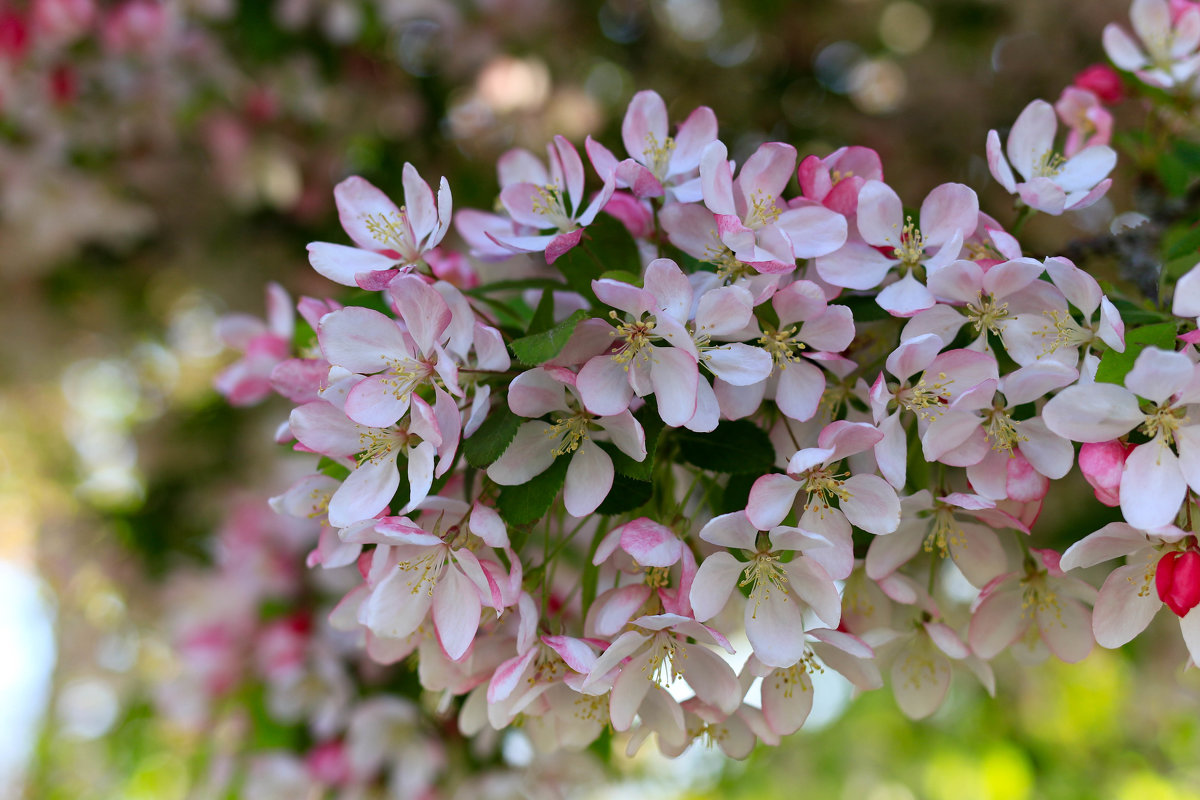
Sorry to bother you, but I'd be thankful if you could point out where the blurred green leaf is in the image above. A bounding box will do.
[463,405,522,469]
[1094,322,1178,386]
[509,309,591,365]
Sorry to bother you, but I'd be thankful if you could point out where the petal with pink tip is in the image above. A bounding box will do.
[775,205,847,258]
[877,273,936,318]
[618,517,683,567]
[650,346,700,426]
[986,130,1017,193]
[335,176,403,252]
[1124,346,1194,404]
[698,511,759,550]
[307,242,397,286]
[747,473,801,530]
[814,242,895,290]
[1006,100,1057,181]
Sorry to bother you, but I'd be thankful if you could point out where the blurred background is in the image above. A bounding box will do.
[5,0,1200,798]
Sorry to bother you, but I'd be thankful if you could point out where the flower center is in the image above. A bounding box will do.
[532,183,574,231]
[381,356,432,401]
[983,404,1025,454]
[801,466,852,512]
[896,372,953,419]
[966,293,1009,336]
[1033,150,1067,178]
[643,132,676,182]
[923,507,964,558]
[643,634,683,688]
[357,427,405,465]
[739,552,789,619]
[362,208,415,260]
[547,412,591,457]
[1032,309,1092,357]
[1019,573,1061,622]
[758,326,806,367]
[610,312,658,367]
[1143,404,1186,447]
[892,216,926,269]
[396,548,446,597]
[747,189,782,228]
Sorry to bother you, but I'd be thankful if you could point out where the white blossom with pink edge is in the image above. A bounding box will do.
[1043,346,1200,529]
[815,180,978,316]
[486,365,647,517]
[486,135,617,264]
[968,548,1097,665]
[1104,0,1200,88]
[747,420,902,536]
[585,89,717,202]
[699,140,848,273]
[690,510,846,668]
[306,167,452,289]
[986,99,1116,215]
[214,282,293,406]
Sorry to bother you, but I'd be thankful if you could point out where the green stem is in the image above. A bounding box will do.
[1011,204,1036,236]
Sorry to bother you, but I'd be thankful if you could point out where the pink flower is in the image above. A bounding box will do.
[1059,521,1200,661]
[307,169,452,289]
[1055,87,1114,157]
[796,146,883,217]
[214,283,293,406]
[747,420,901,536]
[1043,346,1200,529]
[690,511,846,667]
[987,99,1116,215]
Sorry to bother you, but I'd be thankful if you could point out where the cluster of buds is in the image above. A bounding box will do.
[217,0,1200,761]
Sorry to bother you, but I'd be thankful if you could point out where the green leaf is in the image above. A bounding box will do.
[595,472,654,515]
[463,405,522,469]
[554,213,641,302]
[509,309,591,366]
[1172,139,1200,172]
[719,472,758,515]
[606,404,665,481]
[1094,322,1179,386]
[674,419,776,474]
[830,294,890,322]
[598,269,643,285]
[497,455,569,525]
[465,277,567,296]
[1106,296,1171,326]
[1165,223,1200,261]
[317,456,351,481]
[527,288,557,336]
[1157,150,1192,197]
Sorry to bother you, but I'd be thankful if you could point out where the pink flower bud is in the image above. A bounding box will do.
[306,740,352,786]
[0,11,29,61]
[1073,64,1123,105]
[1156,550,1200,617]
[1078,440,1132,507]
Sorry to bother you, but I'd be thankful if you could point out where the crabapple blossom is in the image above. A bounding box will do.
[1104,0,1200,88]
[486,366,647,517]
[815,180,978,316]
[585,89,717,201]
[307,168,452,288]
[986,99,1116,215]
[699,140,847,273]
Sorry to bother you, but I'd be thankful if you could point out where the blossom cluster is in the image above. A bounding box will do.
[216,0,1200,761]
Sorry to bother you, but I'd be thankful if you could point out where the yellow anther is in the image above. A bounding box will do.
[966,293,1010,336]
[739,553,790,619]
[892,216,927,268]
[643,132,676,181]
